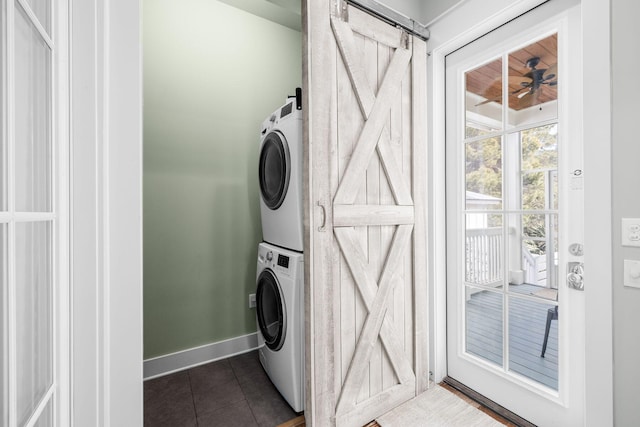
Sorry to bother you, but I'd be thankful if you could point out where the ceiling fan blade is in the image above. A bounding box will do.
[510,86,530,96]
[475,95,502,107]
[508,75,533,86]
[543,63,557,80]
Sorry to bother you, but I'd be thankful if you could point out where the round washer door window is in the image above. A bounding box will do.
[259,131,290,210]
[256,269,286,351]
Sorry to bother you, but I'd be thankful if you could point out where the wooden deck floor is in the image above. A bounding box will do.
[465,284,559,390]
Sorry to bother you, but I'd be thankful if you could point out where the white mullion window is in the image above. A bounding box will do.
[2,0,65,426]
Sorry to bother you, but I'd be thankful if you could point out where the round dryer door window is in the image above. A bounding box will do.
[256,269,286,351]
[259,131,290,210]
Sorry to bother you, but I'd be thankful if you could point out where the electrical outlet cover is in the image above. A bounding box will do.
[621,218,640,247]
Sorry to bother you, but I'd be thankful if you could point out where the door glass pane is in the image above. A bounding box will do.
[23,0,51,36]
[508,214,559,295]
[33,397,53,427]
[0,225,5,427]
[507,34,558,128]
[465,58,503,137]
[521,124,558,171]
[465,137,502,209]
[16,221,53,426]
[466,287,503,367]
[15,4,52,212]
[520,124,558,212]
[508,296,558,390]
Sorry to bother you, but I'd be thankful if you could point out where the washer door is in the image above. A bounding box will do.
[256,269,286,351]
[259,131,290,210]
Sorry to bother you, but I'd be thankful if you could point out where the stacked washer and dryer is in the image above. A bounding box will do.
[255,88,304,413]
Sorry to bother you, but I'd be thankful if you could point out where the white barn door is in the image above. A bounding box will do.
[303,1,428,425]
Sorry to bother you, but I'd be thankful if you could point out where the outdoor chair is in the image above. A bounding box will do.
[541,305,558,358]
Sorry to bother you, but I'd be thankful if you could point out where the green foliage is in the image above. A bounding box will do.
[465,130,502,201]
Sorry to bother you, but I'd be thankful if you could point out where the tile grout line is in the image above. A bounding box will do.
[231,358,262,426]
[187,369,200,427]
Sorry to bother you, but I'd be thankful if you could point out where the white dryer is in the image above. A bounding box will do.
[255,242,304,412]
[258,89,303,252]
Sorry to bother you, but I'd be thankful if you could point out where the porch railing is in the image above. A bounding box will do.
[465,227,502,286]
[466,226,556,288]
[522,246,548,287]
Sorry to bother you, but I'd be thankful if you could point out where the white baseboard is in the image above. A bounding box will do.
[143,332,259,380]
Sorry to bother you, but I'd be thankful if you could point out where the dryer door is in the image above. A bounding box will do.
[259,131,290,210]
[256,269,286,351]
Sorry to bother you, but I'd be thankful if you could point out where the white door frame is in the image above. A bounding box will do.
[427,0,612,425]
[69,0,143,425]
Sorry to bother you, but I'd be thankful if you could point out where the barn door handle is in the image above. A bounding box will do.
[317,201,327,232]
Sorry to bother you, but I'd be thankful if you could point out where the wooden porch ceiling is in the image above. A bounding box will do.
[465,34,558,111]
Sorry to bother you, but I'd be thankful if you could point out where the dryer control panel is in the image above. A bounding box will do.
[277,254,289,269]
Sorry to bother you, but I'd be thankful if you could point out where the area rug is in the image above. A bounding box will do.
[376,385,503,427]
[531,288,558,301]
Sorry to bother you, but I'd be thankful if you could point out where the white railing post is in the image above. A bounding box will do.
[465,227,503,287]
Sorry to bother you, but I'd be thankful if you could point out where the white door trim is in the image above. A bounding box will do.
[427,0,612,424]
[70,0,143,425]
[55,1,71,425]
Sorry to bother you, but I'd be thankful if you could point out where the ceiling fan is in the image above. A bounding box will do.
[475,56,558,107]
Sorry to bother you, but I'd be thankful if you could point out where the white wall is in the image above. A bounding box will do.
[378,0,461,24]
[143,0,301,360]
[611,1,640,425]
[422,0,462,24]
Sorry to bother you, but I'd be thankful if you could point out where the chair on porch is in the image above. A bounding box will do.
[541,305,558,358]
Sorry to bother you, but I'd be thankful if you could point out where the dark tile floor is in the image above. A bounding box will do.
[144,350,298,427]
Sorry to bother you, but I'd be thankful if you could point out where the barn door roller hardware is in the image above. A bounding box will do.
[346,0,430,40]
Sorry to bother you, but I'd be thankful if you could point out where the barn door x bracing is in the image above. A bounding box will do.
[304,1,428,426]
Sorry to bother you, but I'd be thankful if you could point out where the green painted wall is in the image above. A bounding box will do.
[143,0,301,359]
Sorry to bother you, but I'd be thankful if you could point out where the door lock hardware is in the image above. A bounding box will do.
[568,243,584,257]
[567,262,584,291]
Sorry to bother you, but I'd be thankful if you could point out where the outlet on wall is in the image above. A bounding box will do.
[622,218,640,247]
[249,293,256,308]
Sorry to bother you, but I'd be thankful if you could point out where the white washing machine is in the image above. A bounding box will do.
[258,89,304,252]
[255,242,304,412]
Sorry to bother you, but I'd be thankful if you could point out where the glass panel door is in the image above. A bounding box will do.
[445,1,585,424]
[2,1,60,426]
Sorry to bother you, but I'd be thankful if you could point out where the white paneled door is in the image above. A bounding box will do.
[2,1,69,426]
[304,1,428,425]
[445,1,585,425]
